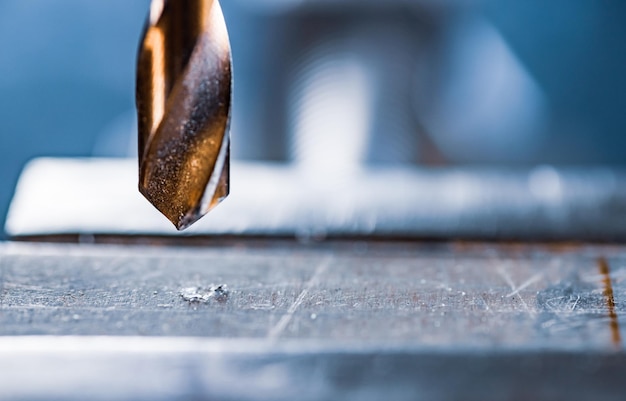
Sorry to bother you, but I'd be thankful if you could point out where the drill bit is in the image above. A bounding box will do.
[136,0,232,230]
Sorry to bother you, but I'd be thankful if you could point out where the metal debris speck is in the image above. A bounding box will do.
[180,285,229,304]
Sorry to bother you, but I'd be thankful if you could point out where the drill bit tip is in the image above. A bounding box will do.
[136,0,232,230]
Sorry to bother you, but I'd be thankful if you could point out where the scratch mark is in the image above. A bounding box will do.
[497,266,535,316]
[544,296,566,312]
[597,257,622,347]
[268,257,331,339]
[506,273,542,298]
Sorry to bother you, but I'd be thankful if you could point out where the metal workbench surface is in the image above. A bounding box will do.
[0,240,625,400]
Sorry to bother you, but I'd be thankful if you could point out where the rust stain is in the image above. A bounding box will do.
[597,257,622,347]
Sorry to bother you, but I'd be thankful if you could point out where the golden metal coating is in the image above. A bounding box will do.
[136,0,232,230]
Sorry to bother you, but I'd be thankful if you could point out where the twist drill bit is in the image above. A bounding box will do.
[136,0,232,230]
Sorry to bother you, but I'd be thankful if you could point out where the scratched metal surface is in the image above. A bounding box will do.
[0,241,624,344]
[0,241,625,400]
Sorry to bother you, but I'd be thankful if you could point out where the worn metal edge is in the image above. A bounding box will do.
[0,335,624,354]
[0,336,625,401]
[7,157,626,241]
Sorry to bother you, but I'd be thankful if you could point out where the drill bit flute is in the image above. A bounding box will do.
[136,0,232,230]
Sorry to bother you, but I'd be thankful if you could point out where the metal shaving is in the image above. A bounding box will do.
[179,284,229,304]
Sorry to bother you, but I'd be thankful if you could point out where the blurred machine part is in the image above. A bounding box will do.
[224,0,546,167]
[5,0,626,241]
[90,0,549,167]
[3,0,626,235]
[7,158,626,241]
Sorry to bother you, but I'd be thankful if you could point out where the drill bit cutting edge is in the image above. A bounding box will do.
[136,0,232,230]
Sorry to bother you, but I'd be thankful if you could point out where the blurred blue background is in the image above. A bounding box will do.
[0,0,625,237]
